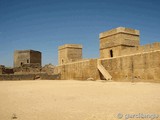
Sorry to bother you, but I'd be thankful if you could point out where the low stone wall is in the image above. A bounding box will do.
[0,73,61,81]
[0,74,35,80]
[39,73,61,80]
[14,63,41,74]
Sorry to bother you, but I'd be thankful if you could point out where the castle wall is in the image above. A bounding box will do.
[101,50,160,82]
[54,50,160,82]
[54,59,100,80]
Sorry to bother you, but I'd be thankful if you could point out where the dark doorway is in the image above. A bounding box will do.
[21,62,23,66]
[27,59,29,63]
[110,50,113,57]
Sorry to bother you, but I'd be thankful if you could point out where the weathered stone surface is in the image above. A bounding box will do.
[14,50,41,67]
[14,63,41,74]
[55,50,160,82]
[0,74,35,80]
[58,44,82,65]
[42,64,55,75]
[99,27,140,58]
[0,65,14,74]
[0,73,61,80]
[54,59,100,80]
[1,27,159,82]
[53,27,160,82]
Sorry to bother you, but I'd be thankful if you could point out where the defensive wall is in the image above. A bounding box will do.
[54,50,160,82]
[53,27,160,82]
[54,59,100,80]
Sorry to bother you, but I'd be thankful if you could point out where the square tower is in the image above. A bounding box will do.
[58,44,82,65]
[14,50,42,67]
[99,27,140,58]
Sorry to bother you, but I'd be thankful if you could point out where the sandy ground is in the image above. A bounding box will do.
[0,80,160,120]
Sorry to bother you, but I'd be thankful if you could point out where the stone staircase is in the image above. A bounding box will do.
[97,59,112,80]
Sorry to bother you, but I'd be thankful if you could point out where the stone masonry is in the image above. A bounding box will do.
[58,44,82,65]
[99,27,140,58]
[54,27,160,82]
[14,50,42,67]
[1,27,160,82]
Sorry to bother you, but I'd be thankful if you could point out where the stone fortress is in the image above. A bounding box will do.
[0,27,160,82]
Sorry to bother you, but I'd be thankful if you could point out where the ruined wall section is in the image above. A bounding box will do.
[13,63,41,74]
[0,65,4,74]
[0,65,14,74]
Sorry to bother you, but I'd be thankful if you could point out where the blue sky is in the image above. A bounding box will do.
[0,0,160,67]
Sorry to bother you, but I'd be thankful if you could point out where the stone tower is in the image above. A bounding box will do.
[99,27,140,58]
[14,50,42,67]
[58,44,82,65]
